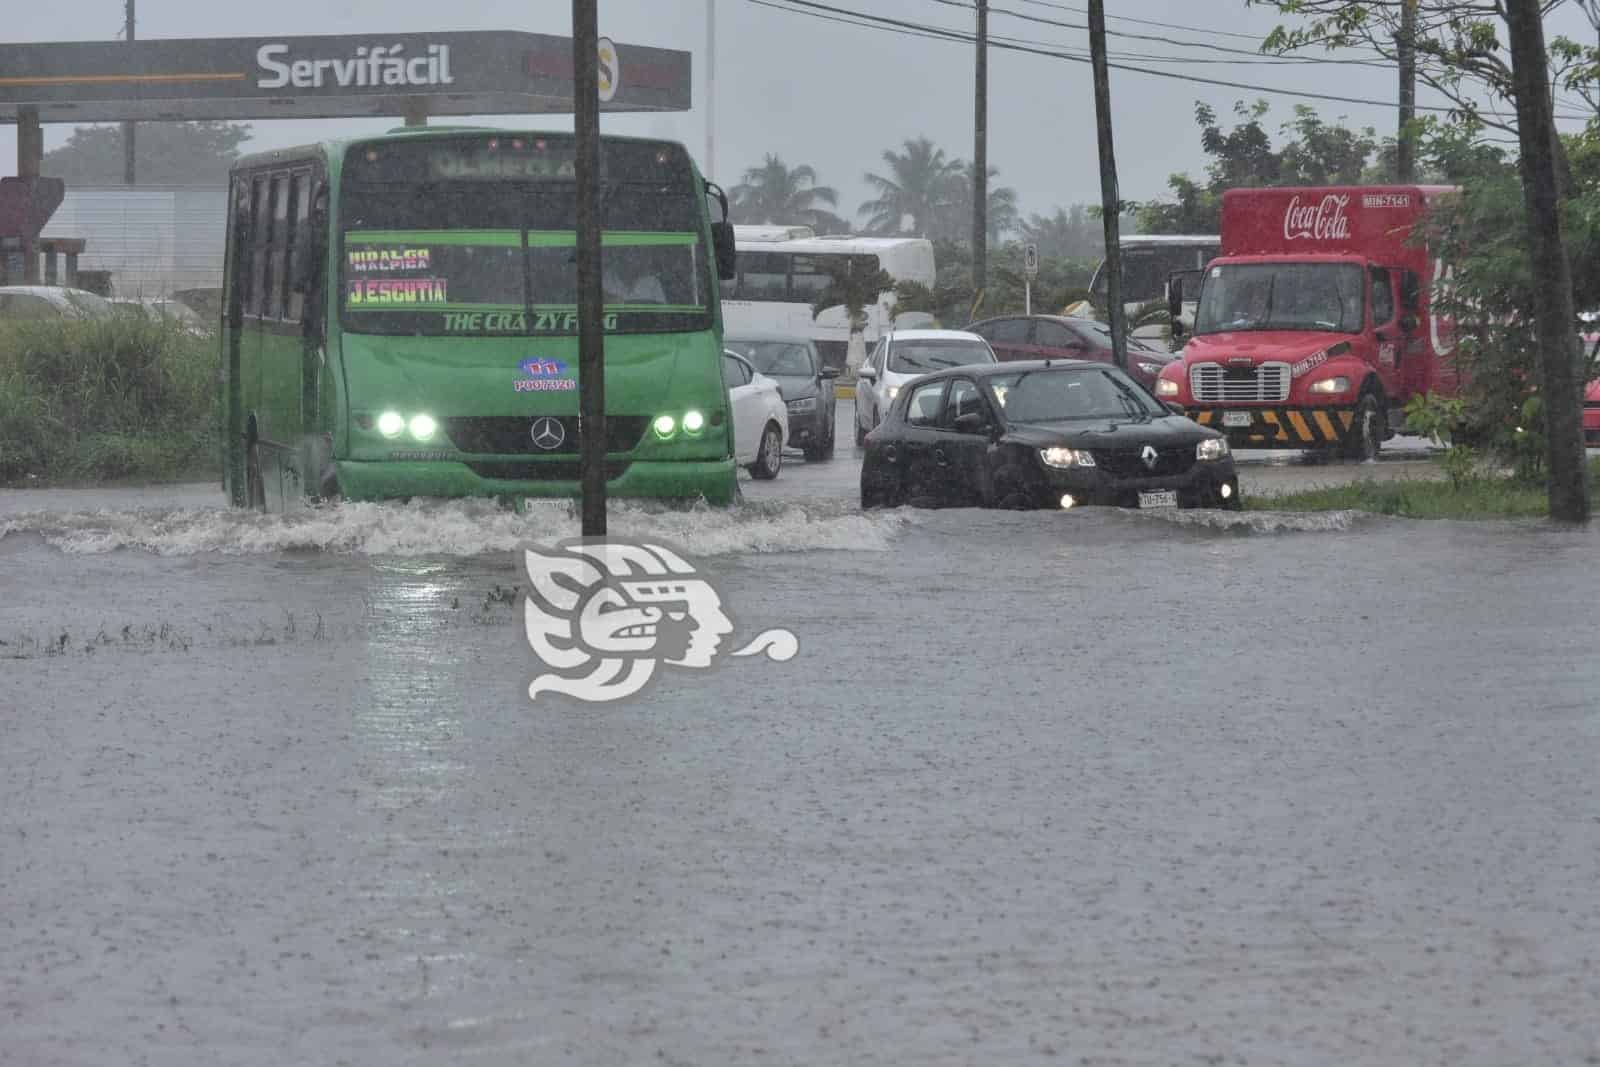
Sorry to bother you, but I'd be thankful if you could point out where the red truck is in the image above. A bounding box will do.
[1157,185,1459,458]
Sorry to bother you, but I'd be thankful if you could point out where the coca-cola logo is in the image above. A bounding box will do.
[1283,194,1351,241]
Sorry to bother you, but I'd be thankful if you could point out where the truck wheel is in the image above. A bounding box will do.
[1341,393,1383,462]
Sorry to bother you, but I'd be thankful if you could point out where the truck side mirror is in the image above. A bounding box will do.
[1167,275,1183,321]
[1400,269,1422,312]
[1400,313,1419,334]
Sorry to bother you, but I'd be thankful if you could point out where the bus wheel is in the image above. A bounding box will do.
[245,439,267,511]
[749,422,783,480]
[1341,393,1383,462]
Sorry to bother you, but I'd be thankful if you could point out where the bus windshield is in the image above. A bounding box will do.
[1192,262,1365,335]
[339,136,711,337]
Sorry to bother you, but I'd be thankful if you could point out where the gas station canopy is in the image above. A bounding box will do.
[0,31,692,123]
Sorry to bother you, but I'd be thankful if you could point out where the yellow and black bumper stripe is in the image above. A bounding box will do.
[1188,407,1356,447]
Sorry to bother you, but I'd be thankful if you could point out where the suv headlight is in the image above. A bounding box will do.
[1135,360,1166,378]
[787,396,817,413]
[1040,446,1096,469]
[1308,376,1351,395]
[1197,437,1230,461]
[1154,378,1180,397]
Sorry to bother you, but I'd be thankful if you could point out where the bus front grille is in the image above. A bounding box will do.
[463,460,632,482]
[442,416,650,455]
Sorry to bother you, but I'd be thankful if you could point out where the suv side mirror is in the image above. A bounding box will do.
[858,365,878,381]
[819,366,840,380]
[953,411,987,434]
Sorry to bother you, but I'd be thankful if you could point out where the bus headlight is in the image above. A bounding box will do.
[682,410,705,434]
[1155,378,1180,397]
[1196,437,1230,461]
[1040,447,1096,469]
[409,414,438,441]
[653,414,676,438]
[377,411,405,438]
[1309,376,1351,395]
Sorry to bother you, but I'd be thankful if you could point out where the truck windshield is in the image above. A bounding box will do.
[1193,262,1364,335]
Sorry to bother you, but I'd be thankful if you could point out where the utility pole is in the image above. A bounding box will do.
[1087,0,1127,372]
[124,0,136,186]
[573,0,608,536]
[1396,0,1416,182]
[1505,0,1590,523]
[706,0,716,178]
[971,0,988,308]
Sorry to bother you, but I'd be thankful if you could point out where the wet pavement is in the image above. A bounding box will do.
[3,401,1599,1066]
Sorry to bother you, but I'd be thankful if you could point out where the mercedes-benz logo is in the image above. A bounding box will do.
[1141,444,1159,470]
[530,416,567,450]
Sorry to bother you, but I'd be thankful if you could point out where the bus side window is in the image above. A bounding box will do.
[248,175,270,318]
[284,172,312,323]
[227,176,252,326]
[267,174,290,319]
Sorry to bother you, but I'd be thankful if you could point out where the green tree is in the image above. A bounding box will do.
[41,121,252,185]
[728,154,847,233]
[1277,105,1377,185]
[858,137,962,236]
[809,256,898,369]
[937,162,1020,244]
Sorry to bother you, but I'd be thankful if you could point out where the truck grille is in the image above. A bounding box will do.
[1091,446,1196,477]
[1189,362,1290,403]
[442,416,649,455]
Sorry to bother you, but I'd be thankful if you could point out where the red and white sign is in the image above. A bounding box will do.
[1283,194,1351,242]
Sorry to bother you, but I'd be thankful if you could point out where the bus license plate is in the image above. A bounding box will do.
[1139,490,1178,509]
[1222,411,1253,428]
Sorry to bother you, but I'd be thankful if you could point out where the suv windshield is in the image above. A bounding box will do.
[1193,261,1365,335]
[989,366,1164,422]
[888,339,996,375]
[725,340,813,376]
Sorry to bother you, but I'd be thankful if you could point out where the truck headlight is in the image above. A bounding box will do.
[1196,437,1230,461]
[786,397,817,413]
[1040,446,1096,469]
[1155,378,1180,397]
[1309,376,1351,395]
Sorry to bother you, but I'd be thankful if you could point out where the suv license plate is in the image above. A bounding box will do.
[1222,411,1253,428]
[1139,490,1178,509]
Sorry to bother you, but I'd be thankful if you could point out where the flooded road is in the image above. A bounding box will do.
[4,405,1599,1066]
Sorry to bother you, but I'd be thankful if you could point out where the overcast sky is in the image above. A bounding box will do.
[4,0,1597,223]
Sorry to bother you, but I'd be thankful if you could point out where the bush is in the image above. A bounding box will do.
[0,315,218,485]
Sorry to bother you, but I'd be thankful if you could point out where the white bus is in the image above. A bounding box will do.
[723,226,936,370]
[1089,234,1220,348]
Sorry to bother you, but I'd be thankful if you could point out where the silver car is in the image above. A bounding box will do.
[854,328,998,445]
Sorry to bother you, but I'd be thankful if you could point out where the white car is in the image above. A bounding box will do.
[723,349,790,480]
[854,328,998,444]
[0,285,116,321]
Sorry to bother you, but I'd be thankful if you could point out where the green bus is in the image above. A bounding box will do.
[220,128,739,511]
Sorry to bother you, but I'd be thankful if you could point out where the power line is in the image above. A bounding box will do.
[749,0,1596,121]
[1012,0,1294,44]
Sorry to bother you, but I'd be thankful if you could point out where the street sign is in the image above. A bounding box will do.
[1023,241,1039,278]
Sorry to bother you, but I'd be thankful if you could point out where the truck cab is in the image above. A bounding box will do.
[1155,186,1457,457]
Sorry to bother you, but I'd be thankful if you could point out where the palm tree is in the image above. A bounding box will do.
[1020,206,1103,260]
[937,162,1019,245]
[810,256,898,372]
[858,137,962,236]
[729,154,846,233]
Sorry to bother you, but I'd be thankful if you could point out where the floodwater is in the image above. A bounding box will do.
[4,403,1598,1066]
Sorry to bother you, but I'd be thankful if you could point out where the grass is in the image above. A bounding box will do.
[1247,456,1600,520]
[0,314,219,486]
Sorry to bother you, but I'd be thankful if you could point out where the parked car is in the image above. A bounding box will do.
[724,333,839,461]
[722,349,790,480]
[860,358,1240,511]
[111,297,209,335]
[967,314,1174,391]
[0,285,115,321]
[854,328,998,445]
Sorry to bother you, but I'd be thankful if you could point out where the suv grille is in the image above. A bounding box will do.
[1189,362,1290,403]
[442,416,650,455]
[1092,446,1196,478]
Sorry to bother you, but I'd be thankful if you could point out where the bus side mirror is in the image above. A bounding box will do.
[712,221,737,282]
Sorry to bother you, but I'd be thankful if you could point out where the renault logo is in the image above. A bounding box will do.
[530,416,566,450]
[1141,444,1159,470]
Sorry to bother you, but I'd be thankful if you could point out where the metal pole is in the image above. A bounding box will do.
[971,0,988,302]
[1025,280,1031,316]
[573,0,607,536]
[706,0,716,178]
[124,0,136,186]
[1087,0,1126,372]
[1396,0,1416,183]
